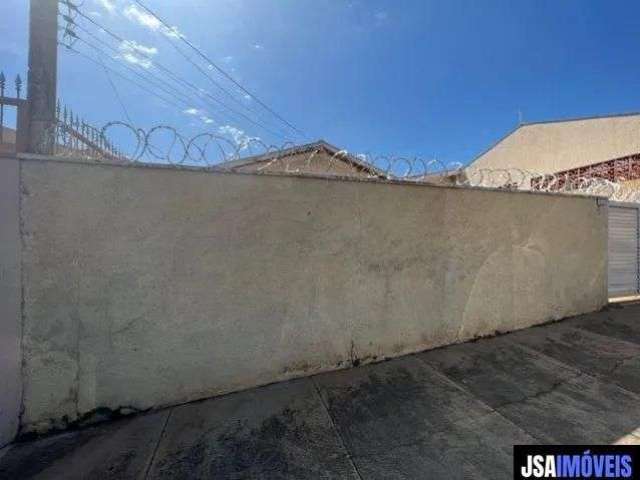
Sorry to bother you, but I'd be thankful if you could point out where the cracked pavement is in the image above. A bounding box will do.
[3,303,640,479]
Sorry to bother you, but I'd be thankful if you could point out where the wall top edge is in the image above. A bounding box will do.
[14,153,607,202]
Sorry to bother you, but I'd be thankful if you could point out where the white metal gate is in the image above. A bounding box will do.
[608,202,640,297]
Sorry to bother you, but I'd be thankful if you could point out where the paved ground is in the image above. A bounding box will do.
[3,303,640,479]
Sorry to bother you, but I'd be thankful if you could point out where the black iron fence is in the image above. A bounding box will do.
[48,102,128,162]
[1,67,125,160]
[0,71,28,153]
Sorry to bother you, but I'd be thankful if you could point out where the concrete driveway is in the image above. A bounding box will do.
[2,303,640,479]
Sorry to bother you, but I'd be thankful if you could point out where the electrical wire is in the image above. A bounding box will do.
[59,8,292,140]
[97,53,134,124]
[58,1,295,138]
[59,42,188,112]
[133,0,307,140]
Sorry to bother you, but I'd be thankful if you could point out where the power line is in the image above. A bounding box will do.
[97,53,134,124]
[59,42,187,112]
[65,24,278,138]
[133,0,308,140]
[77,34,290,140]
[73,21,291,139]
[60,12,218,111]
[59,1,294,139]
[70,6,293,136]
[60,7,292,140]
[76,36,198,109]
[65,23,207,110]
[156,33,292,138]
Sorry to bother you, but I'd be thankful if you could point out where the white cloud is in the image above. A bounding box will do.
[120,52,152,69]
[96,0,116,13]
[117,40,157,69]
[163,26,182,39]
[89,11,103,17]
[243,94,252,101]
[123,4,183,38]
[217,125,259,149]
[183,108,202,115]
[222,56,234,64]
[120,40,158,57]
[123,4,161,29]
[252,43,264,50]
[201,116,215,124]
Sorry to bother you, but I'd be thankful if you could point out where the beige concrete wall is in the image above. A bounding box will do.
[18,157,608,433]
[0,156,22,446]
[470,114,640,174]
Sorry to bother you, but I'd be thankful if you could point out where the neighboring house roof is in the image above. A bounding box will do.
[218,140,386,177]
[408,170,465,186]
[468,112,640,174]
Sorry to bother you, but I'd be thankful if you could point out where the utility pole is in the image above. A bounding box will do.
[27,0,58,154]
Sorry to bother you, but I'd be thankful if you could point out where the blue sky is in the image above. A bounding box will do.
[1,0,640,165]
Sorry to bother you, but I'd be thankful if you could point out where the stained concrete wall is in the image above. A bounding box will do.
[18,156,608,434]
[0,157,22,447]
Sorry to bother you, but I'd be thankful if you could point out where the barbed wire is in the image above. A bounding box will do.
[460,167,640,202]
[39,119,459,173]
[38,119,640,203]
